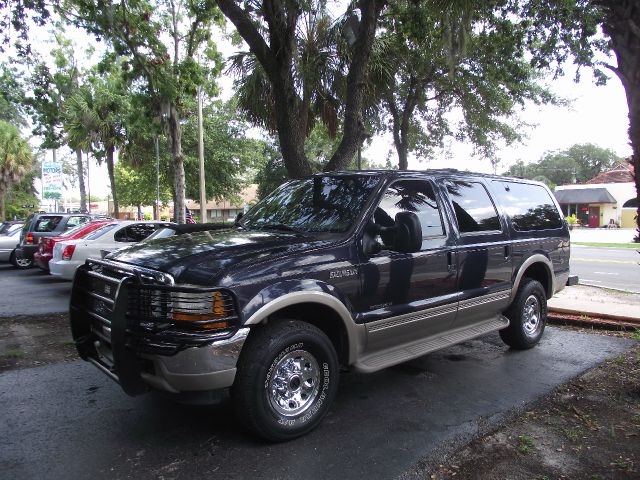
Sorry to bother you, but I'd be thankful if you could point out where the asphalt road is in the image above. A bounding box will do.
[0,328,634,480]
[0,264,71,316]
[570,245,640,293]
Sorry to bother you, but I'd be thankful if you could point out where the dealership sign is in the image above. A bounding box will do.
[42,162,63,198]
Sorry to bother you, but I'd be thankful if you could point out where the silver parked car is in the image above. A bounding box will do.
[0,229,21,263]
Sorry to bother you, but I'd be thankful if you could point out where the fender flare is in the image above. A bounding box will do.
[244,290,364,365]
[510,253,554,303]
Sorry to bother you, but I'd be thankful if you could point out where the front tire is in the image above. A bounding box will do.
[500,278,547,349]
[232,319,339,442]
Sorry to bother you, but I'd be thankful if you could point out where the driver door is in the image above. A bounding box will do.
[357,179,459,352]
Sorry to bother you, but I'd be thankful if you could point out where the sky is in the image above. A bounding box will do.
[29,14,633,201]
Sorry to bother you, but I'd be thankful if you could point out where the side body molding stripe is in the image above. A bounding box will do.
[244,291,365,364]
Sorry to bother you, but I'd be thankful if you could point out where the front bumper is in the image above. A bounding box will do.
[138,328,249,393]
[70,259,244,396]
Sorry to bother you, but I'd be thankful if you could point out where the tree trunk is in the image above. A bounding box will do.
[137,203,142,221]
[75,149,87,213]
[0,192,5,221]
[324,0,386,172]
[167,104,186,224]
[272,77,313,178]
[600,0,640,241]
[106,144,119,219]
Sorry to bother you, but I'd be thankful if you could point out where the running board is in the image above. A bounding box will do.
[354,316,510,373]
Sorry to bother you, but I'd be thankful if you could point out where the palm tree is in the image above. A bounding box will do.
[0,121,33,220]
[64,71,129,218]
[226,3,343,157]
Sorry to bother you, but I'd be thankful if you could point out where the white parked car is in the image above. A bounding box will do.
[0,228,21,263]
[49,220,174,280]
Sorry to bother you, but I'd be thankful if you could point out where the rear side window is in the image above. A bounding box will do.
[492,181,563,231]
[34,216,63,232]
[115,224,160,243]
[65,216,88,229]
[446,181,501,233]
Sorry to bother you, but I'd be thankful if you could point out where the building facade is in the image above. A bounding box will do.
[554,160,637,228]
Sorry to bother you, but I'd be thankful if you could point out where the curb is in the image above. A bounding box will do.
[577,281,640,295]
[548,306,640,326]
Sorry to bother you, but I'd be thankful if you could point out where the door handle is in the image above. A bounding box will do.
[447,251,454,271]
[504,245,511,259]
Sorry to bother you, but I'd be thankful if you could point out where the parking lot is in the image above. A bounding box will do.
[0,266,636,479]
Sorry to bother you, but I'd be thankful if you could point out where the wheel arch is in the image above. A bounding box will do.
[510,254,554,303]
[243,291,363,366]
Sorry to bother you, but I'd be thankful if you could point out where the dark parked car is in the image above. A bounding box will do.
[70,170,574,441]
[14,213,110,269]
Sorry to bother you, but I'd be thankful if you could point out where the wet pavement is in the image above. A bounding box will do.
[0,327,634,480]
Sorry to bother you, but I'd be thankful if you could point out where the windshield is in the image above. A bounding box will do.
[241,175,381,233]
[84,223,119,240]
[142,227,177,242]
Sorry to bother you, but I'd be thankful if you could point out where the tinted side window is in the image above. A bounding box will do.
[34,216,63,232]
[492,181,563,231]
[118,224,159,243]
[446,181,501,233]
[376,180,445,249]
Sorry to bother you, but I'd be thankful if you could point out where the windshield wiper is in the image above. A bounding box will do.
[258,223,302,233]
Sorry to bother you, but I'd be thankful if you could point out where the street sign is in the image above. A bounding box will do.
[42,162,63,199]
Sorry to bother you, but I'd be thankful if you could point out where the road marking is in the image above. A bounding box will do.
[572,258,638,264]
[592,272,619,275]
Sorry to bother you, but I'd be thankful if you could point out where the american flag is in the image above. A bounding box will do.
[185,207,196,224]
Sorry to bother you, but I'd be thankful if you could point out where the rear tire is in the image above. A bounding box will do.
[232,319,339,442]
[500,278,547,349]
[10,250,33,269]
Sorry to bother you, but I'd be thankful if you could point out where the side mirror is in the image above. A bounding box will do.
[394,212,422,253]
[362,221,382,258]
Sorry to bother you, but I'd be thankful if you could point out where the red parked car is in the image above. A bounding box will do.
[34,220,113,272]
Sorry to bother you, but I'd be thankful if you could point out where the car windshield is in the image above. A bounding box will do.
[84,223,119,240]
[241,175,381,233]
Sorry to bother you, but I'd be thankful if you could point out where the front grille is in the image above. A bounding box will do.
[71,259,238,357]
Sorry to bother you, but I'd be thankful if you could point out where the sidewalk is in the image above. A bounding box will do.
[569,227,637,244]
[548,284,640,322]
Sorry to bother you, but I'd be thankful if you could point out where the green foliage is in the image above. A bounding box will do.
[3,168,39,220]
[565,214,577,226]
[115,161,171,208]
[504,143,621,185]
[0,63,27,126]
[0,120,33,219]
[375,1,565,168]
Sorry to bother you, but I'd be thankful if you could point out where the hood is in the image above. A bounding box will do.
[106,228,335,284]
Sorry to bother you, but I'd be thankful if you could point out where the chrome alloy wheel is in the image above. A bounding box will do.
[522,294,541,337]
[268,350,320,417]
[15,256,32,268]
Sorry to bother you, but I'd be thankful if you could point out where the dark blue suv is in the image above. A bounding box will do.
[70,170,572,441]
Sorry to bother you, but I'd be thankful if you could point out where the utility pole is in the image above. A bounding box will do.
[198,85,206,223]
[87,154,91,214]
[154,135,160,220]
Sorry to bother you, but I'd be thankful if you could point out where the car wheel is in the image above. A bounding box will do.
[232,319,339,442]
[500,278,547,349]
[10,251,33,269]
